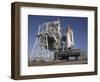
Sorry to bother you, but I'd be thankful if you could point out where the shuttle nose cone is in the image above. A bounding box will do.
[67,25,72,32]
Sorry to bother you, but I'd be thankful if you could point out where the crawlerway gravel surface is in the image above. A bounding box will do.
[28,59,87,66]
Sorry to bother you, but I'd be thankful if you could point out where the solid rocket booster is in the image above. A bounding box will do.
[66,25,75,49]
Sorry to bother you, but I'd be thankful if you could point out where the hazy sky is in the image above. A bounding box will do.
[28,15,88,56]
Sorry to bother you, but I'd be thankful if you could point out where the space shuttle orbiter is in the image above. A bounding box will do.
[66,25,75,49]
